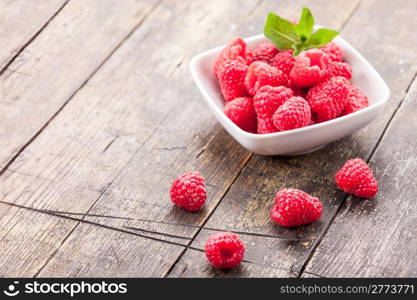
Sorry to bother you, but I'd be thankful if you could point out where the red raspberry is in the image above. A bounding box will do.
[245,62,287,96]
[270,189,323,227]
[289,49,330,87]
[320,42,344,62]
[251,42,279,64]
[224,97,257,133]
[272,49,295,77]
[328,61,352,79]
[205,232,245,269]
[335,158,378,198]
[342,85,369,115]
[272,97,311,131]
[253,85,294,134]
[213,38,251,78]
[170,171,207,211]
[218,60,249,101]
[307,76,349,122]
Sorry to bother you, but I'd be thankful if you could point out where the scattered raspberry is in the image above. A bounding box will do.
[335,158,378,198]
[270,189,323,227]
[253,85,294,134]
[342,85,369,115]
[289,49,330,87]
[320,42,344,62]
[205,232,245,269]
[272,49,295,77]
[170,171,207,211]
[218,60,249,101]
[328,61,352,79]
[307,76,349,122]
[224,97,257,133]
[213,38,251,78]
[251,42,279,64]
[272,97,311,131]
[245,62,287,96]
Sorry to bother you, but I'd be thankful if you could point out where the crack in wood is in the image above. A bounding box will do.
[101,136,118,154]
[0,200,188,248]
[0,0,168,275]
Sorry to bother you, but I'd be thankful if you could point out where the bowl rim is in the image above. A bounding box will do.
[189,33,390,140]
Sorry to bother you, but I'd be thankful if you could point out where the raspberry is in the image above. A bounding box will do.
[320,42,344,62]
[253,85,294,134]
[270,189,323,227]
[328,61,352,79]
[272,97,311,131]
[335,158,378,198]
[342,85,369,115]
[205,232,245,269]
[307,76,349,122]
[170,171,207,211]
[245,62,287,96]
[213,38,251,78]
[224,97,257,133]
[251,42,279,64]
[289,49,330,87]
[272,49,295,77]
[218,60,249,101]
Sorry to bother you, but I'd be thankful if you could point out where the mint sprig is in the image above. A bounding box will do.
[264,8,339,55]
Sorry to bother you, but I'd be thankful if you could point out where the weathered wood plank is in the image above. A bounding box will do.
[170,0,417,277]
[0,0,159,170]
[0,0,276,277]
[304,77,417,277]
[37,0,365,278]
[0,0,178,277]
[0,0,67,70]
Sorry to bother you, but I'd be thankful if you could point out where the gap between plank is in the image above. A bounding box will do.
[0,200,189,248]
[16,0,167,277]
[297,71,417,278]
[0,199,292,274]
[0,0,163,180]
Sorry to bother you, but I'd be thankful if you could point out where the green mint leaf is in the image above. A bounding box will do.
[263,9,339,56]
[305,28,339,49]
[295,8,314,40]
[263,13,299,50]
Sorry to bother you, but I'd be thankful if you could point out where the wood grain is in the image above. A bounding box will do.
[0,0,175,277]
[0,0,159,170]
[0,0,278,277]
[41,0,365,278]
[0,0,67,70]
[169,0,417,277]
[304,77,417,278]
[1,0,416,278]
[35,0,272,277]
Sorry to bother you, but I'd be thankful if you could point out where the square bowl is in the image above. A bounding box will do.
[189,32,390,156]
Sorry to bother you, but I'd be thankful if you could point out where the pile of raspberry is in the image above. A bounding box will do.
[215,38,369,134]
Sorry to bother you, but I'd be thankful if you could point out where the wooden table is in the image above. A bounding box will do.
[0,0,416,278]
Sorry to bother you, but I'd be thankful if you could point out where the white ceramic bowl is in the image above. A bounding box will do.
[189,33,390,155]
